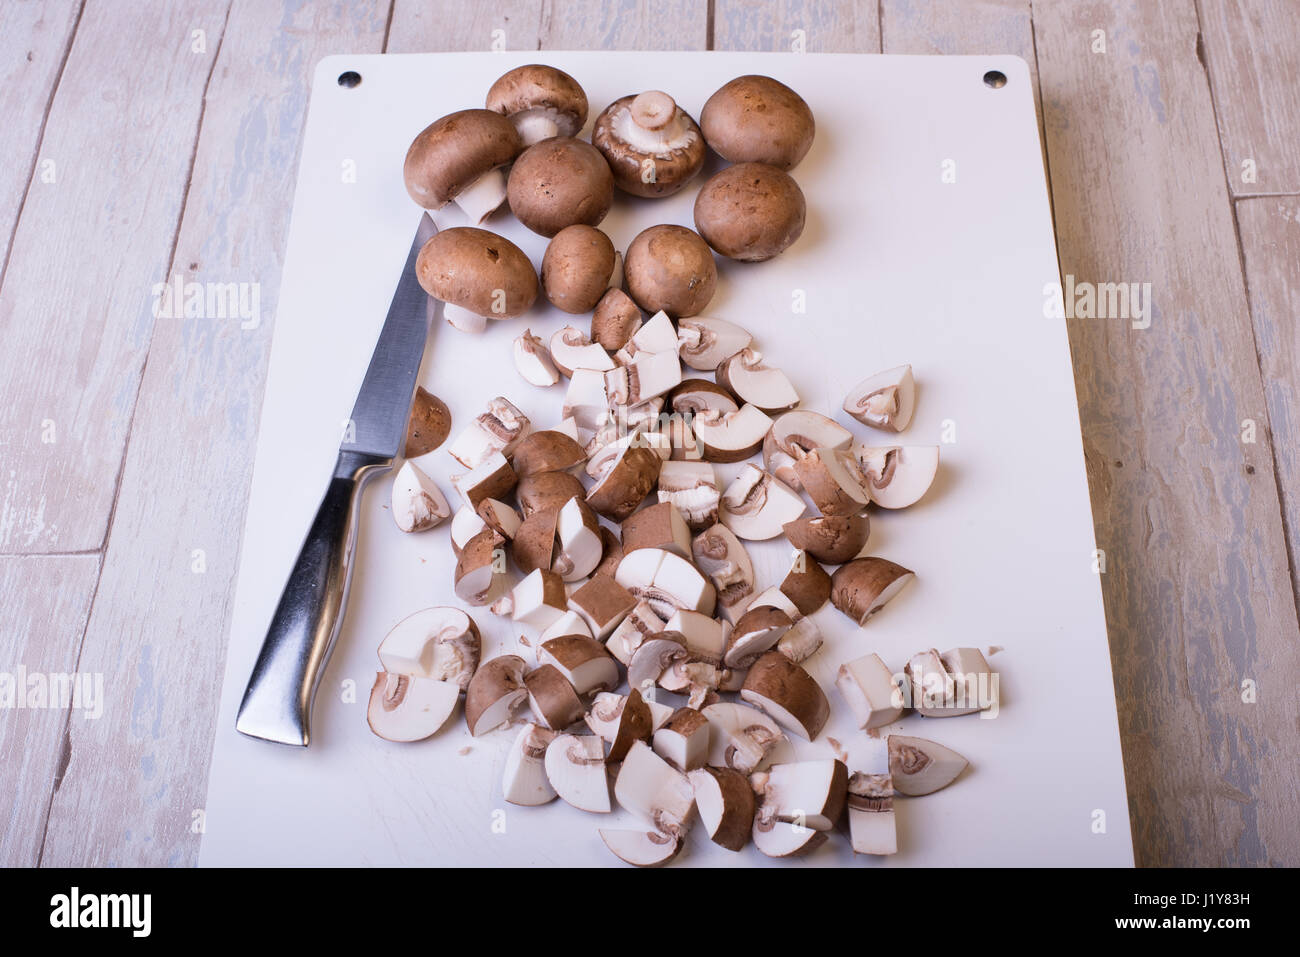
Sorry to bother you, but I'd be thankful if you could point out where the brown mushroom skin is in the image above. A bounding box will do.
[517,470,586,517]
[694,163,806,262]
[624,225,717,319]
[507,138,614,237]
[783,513,871,565]
[403,387,452,458]
[486,64,588,136]
[700,76,815,171]
[416,227,538,319]
[403,109,522,208]
[592,94,706,198]
[541,225,617,314]
[591,289,642,350]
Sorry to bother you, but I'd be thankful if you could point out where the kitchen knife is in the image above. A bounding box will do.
[236,214,437,747]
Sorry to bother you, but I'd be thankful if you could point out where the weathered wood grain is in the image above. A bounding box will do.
[712,0,881,52]
[1236,197,1300,639]
[539,0,708,49]
[0,0,230,554]
[37,0,391,868]
[0,554,100,866]
[1033,0,1300,866]
[386,0,545,53]
[0,0,81,279]
[1198,0,1300,196]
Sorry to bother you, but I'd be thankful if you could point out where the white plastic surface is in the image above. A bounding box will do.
[200,52,1133,867]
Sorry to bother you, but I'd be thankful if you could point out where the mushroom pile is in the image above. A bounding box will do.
[372,64,997,865]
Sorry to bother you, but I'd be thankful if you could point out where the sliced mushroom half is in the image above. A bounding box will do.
[688,766,755,852]
[614,740,696,837]
[720,464,805,540]
[377,606,482,689]
[853,444,940,509]
[691,404,773,463]
[676,316,752,371]
[690,523,755,623]
[391,460,451,533]
[843,364,916,432]
[544,734,611,813]
[888,734,969,796]
[830,557,915,625]
[715,349,799,413]
[741,651,831,741]
[502,722,559,806]
[367,672,460,743]
[464,654,528,736]
[763,409,853,490]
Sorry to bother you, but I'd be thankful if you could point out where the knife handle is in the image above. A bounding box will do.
[236,451,391,746]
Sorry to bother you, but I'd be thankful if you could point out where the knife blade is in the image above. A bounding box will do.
[236,215,437,747]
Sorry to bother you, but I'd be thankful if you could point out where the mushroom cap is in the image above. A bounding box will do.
[700,75,815,171]
[403,109,522,209]
[541,225,617,313]
[592,93,706,198]
[783,513,870,564]
[624,224,717,319]
[486,63,588,134]
[591,288,643,350]
[416,227,538,319]
[694,163,806,262]
[507,137,614,237]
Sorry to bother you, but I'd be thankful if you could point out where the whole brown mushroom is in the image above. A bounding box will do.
[624,224,717,319]
[700,75,815,171]
[416,227,539,333]
[403,109,522,224]
[694,163,806,262]
[592,91,706,198]
[486,64,588,146]
[541,225,620,314]
[507,137,614,237]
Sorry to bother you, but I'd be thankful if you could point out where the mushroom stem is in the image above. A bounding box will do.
[452,167,508,224]
[443,302,489,334]
[631,91,677,130]
[515,111,561,145]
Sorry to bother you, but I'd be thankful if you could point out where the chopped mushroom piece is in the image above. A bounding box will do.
[677,316,752,371]
[614,547,717,619]
[614,740,696,837]
[502,722,559,806]
[553,497,603,581]
[887,734,969,796]
[454,528,507,606]
[829,557,915,625]
[391,460,451,532]
[567,573,637,641]
[750,759,847,831]
[724,606,792,669]
[605,600,666,665]
[584,688,654,762]
[378,606,482,689]
[720,464,805,540]
[544,734,611,813]
[701,701,785,774]
[688,766,756,851]
[741,651,831,741]
[586,445,662,522]
[653,708,711,772]
[779,550,832,617]
[591,288,643,350]
[658,461,721,534]
[550,326,616,378]
[403,387,452,457]
[513,330,561,387]
[511,430,586,478]
[448,396,530,470]
[847,772,897,855]
[843,364,916,432]
[782,513,871,565]
[690,523,755,624]
[516,470,585,516]
[511,568,568,630]
[598,828,682,867]
[853,444,940,509]
[837,653,905,730]
[451,452,517,510]
[664,609,727,663]
[715,348,800,412]
[539,635,619,696]
[693,405,774,463]
[524,663,585,730]
[464,655,528,736]
[621,501,692,559]
[367,672,460,743]
[792,447,871,517]
[763,409,853,490]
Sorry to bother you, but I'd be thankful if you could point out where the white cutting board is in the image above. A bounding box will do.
[200,51,1133,867]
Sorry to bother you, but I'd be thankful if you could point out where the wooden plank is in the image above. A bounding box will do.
[37,0,391,868]
[712,0,880,52]
[0,555,100,866]
[882,0,1036,88]
[386,0,544,53]
[539,0,708,49]
[0,0,230,554]
[0,0,81,276]
[1198,0,1300,196]
[1237,198,1300,648]
[1033,0,1300,866]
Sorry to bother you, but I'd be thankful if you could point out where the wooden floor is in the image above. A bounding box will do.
[1,0,1297,868]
